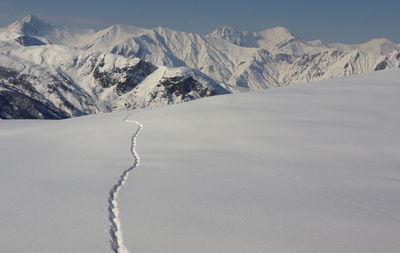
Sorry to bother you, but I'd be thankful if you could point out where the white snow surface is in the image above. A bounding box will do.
[1,69,400,252]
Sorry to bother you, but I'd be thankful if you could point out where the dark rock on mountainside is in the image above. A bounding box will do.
[15,36,46,46]
[275,54,293,64]
[0,66,90,119]
[374,61,388,71]
[93,59,156,94]
[115,61,156,94]
[157,75,216,102]
[0,58,224,119]
[0,89,67,119]
[19,14,54,37]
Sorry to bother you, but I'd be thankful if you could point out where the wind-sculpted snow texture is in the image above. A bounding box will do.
[108,116,142,253]
[0,15,399,118]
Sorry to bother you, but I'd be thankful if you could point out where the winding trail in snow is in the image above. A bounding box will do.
[108,115,143,253]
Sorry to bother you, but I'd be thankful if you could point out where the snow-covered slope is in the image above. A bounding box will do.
[0,15,399,119]
[1,69,399,252]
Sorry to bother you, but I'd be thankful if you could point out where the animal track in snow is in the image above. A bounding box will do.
[108,115,143,253]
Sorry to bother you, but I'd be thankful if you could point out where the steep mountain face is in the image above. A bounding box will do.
[0,14,55,46]
[0,15,399,119]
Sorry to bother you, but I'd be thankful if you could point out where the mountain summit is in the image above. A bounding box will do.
[8,14,54,37]
[207,26,329,55]
[207,26,255,47]
[207,26,299,49]
[0,14,57,46]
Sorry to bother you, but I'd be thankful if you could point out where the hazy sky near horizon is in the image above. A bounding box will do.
[0,0,398,43]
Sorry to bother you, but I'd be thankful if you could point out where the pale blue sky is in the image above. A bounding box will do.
[0,0,398,43]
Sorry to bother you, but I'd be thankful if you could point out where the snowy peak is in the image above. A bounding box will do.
[83,24,150,53]
[208,26,297,47]
[207,26,326,55]
[8,14,54,37]
[101,24,149,37]
[207,26,254,46]
[209,26,241,37]
[253,27,331,55]
[0,15,97,47]
[361,38,398,55]
[330,38,398,56]
[255,26,297,51]
[0,14,58,46]
[207,26,252,49]
[257,26,296,43]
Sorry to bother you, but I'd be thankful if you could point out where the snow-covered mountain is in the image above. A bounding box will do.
[0,15,399,119]
[0,45,226,119]
[0,16,228,119]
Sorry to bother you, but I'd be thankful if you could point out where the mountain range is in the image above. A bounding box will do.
[1,14,399,119]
